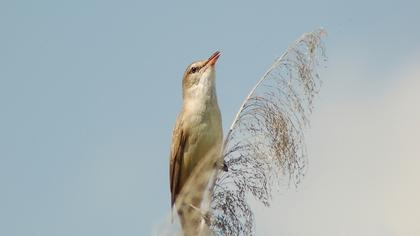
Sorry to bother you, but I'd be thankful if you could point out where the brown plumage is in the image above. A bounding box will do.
[169,115,187,207]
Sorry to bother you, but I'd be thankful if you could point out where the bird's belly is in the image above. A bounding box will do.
[183,110,222,176]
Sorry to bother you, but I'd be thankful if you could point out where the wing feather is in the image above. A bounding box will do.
[169,115,187,208]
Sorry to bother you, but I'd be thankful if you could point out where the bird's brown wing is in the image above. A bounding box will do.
[169,116,187,208]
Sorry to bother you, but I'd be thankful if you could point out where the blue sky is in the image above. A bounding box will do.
[1,0,420,235]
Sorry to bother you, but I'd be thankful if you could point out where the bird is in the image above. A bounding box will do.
[169,51,223,235]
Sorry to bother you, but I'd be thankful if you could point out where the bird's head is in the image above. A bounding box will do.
[182,51,221,99]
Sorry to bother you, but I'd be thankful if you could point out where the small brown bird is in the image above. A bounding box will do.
[169,51,223,234]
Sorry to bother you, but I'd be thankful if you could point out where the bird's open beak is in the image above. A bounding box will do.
[203,51,221,69]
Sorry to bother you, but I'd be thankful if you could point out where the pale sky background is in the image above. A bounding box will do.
[1,1,420,236]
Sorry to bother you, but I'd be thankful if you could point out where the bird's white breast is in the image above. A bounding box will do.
[182,94,222,173]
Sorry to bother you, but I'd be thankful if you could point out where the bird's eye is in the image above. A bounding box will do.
[190,67,198,74]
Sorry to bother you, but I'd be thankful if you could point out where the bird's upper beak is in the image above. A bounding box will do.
[203,51,221,69]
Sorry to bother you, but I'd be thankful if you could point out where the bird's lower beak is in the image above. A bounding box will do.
[204,51,221,68]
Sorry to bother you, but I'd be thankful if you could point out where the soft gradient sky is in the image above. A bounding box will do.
[1,1,420,235]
